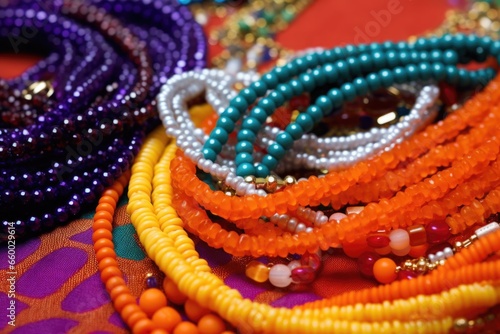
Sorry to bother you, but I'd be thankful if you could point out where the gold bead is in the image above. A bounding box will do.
[265,175,278,192]
[283,175,296,186]
[244,175,256,184]
[453,318,468,332]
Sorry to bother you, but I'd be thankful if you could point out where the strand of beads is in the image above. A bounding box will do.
[0,0,206,241]
[125,127,500,333]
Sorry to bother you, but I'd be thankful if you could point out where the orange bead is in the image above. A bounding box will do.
[373,258,398,284]
[93,218,113,231]
[96,247,116,261]
[114,294,136,313]
[100,266,123,282]
[105,276,126,292]
[408,244,428,258]
[184,299,211,322]
[152,306,182,332]
[133,318,154,334]
[94,210,113,222]
[92,228,113,243]
[173,321,199,334]
[110,285,131,301]
[150,330,169,334]
[98,257,118,271]
[94,238,115,252]
[127,311,148,329]
[139,288,168,317]
[163,277,188,305]
[121,303,142,322]
[197,314,226,334]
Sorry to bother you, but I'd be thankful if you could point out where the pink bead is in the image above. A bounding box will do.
[357,252,380,277]
[366,235,390,248]
[300,252,321,271]
[389,229,410,251]
[425,221,451,244]
[291,266,316,284]
[398,270,418,280]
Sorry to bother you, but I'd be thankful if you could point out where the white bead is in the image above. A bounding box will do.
[346,206,364,215]
[329,212,347,222]
[287,260,301,271]
[435,251,445,261]
[268,264,292,288]
[389,229,410,251]
[443,247,454,259]
[474,222,500,238]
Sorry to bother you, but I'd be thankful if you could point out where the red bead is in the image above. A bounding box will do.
[300,252,321,271]
[291,266,316,284]
[398,270,418,280]
[425,221,451,244]
[357,252,381,277]
[366,235,390,248]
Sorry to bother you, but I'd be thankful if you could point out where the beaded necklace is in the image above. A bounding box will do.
[0,0,206,241]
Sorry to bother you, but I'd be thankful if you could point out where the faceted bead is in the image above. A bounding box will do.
[389,229,410,251]
[357,252,380,277]
[300,252,321,271]
[425,221,451,244]
[291,266,316,284]
[245,260,270,283]
[268,264,292,288]
[408,224,427,246]
[366,234,390,248]
[398,270,418,280]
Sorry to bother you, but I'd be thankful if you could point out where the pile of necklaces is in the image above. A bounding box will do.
[2,0,500,333]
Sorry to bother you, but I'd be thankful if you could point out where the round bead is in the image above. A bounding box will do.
[373,258,397,284]
[389,229,410,251]
[152,307,182,332]
[185,299,211,322]
[236,162,256,177]
[139,288,167,317]
[295,113,314,132]
[198,314,226,334]
[173,321,200,334]
[425,221,451,244]
[366,235,390,248]
[268,264,292,288]
[300,252,321,271]
[163,277,188,305]
[357,252,381,277]
[291,266,316,284]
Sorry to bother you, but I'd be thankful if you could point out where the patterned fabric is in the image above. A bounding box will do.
[0,196,378,333]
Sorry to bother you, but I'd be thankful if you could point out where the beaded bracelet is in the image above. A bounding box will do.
[201,34,498,178]
[126,127,500,333]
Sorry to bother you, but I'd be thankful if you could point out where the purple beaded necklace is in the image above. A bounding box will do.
[0,0,207,241]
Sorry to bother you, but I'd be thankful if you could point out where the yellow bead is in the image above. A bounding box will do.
[245,260,270,283]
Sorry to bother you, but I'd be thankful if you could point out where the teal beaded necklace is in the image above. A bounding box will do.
[202,34,499,178]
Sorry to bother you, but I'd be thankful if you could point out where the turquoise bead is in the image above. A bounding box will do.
[430,50,443,62]
[273,66,290,81]
[236,152,253,164]
[405,64,418,81]
[290,79,304,96]
[237,129,257,143]
[371,52,385,68]
[262,73,278,87]
[277,83,294,100]
[320,49,336,63]
[344,44,358,57]
[295,113,314,132]
[230,96,248,111]
[252,107,269,123]
[432,63,446,80]
[255,164,270,178]
[236,162,256,177]
[386,51,398,67]
[335,60,350,80]
[235,141,254,154]
[441,34,454,48]
[250,81,268,95]
[286,123,304,140]
[353,77,368,96]
[294,58,309,72]
[304,53,320,68]
[452,34,466,49]
[240,88,257,104]
[268,143,286,159]
[382,41,395,50]
[366,73,381,91]
[285,62,300,77]
[359,54,373,72]
[316,96,333,115]
[202,148,217,161]
[276,132,294,150]
[395,41,408,50]
[258,98,276,114]
[443,50,458,64]
[418,63,432,80]
[341,82,357,101]
[212,127,229,143]
[311,68,327,86]
[457,68,471,87]
[357,44,368,54]
[327,88,344,109]
[332,47,346,60]
[379,69,394,86]
[216,116,235,132]
[445,66,459,85]
[347,58,361,77]
[414,38,428,50]
[410,51,420,63]
[224,106,242,122]
[299,73,316,92]
[465,34,479,49]
[398,51,410,65]
[307,105,323,122]
[393,67,407,83]
[369,43,382,51]
[427,36,440,49]
[269,91,285,106]
[262,155,278,170]
[242,117,262,133]
[323,64,338,84]
[419,51,430,62]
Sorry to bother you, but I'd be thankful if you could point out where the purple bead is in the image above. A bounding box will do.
[146,276,158,288]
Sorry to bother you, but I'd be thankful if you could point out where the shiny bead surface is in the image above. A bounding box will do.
[407,224,427,246]
[245,260,270,283]
[268,264,292,288]
[425,221,451,244]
